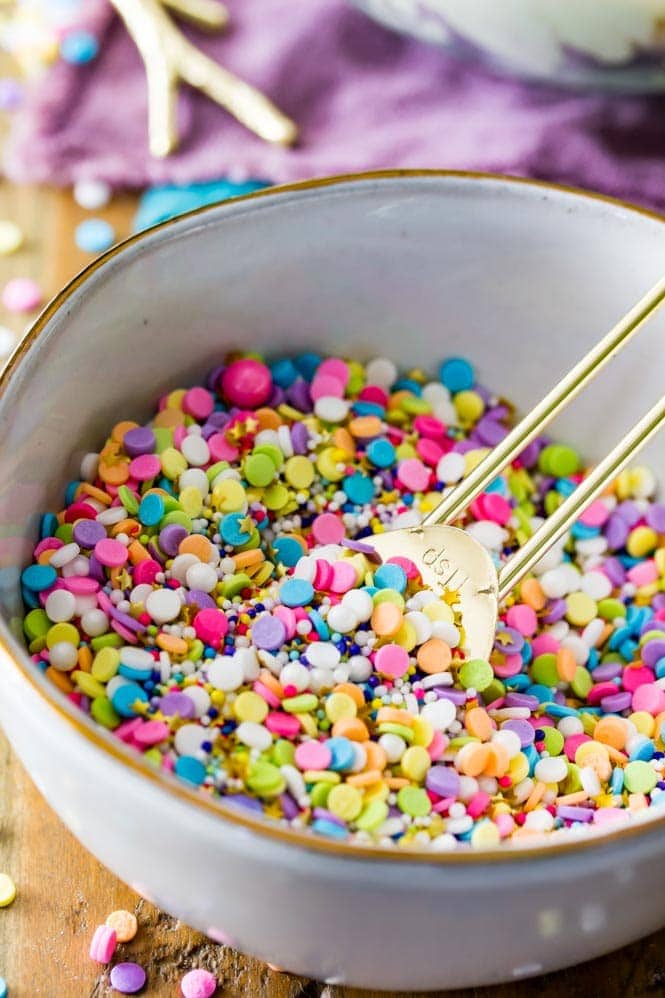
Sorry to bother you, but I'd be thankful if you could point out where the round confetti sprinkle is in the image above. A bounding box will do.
[0,220,23,255]
[75,218,115,254]
[2,277,43,313]
[0,874,16,907]
[110,962,146,994]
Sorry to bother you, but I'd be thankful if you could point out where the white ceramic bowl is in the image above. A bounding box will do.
[2,172,665,991]
[352,0,665,92]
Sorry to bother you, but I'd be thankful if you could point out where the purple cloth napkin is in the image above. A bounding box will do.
[5,0,665,210]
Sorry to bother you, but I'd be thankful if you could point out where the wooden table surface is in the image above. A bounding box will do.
[2,182,665,997]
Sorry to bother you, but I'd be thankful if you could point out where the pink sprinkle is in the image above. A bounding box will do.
[129,454,161,481]
[193,608,228,647]
[531,633,560,656]
[313,559,334,591]
[466,791,491,818]
[33,537,63,558]
[295,740,332,771]
[493,653,523,678]
[317,357,350,387]
[329,560,357,593]
[563,733,591,762]
[579,499,609,527]
[310,374,345,400]
[470,492,512,525]
[413,415,446,439]
[359,385,388,406]
[89,924,117,963]
[265,712,300,738]
[181,968,217,998]
[631,683,665,716]
[183,386,214,420]
[627,560,658,587]
[623,666,656,692]
[374,643,409,678]
[427,730,448,761]
[133,559,161,585]
[133,720,170,747]
[505,603,538,637]
[94,538,129,567]
[312,512,345,545]
[416,437,444,467]
[273,604,297,639]
[2,277,43,313]
[62,576,99,594]
[207,433,239,463]
[253,681,281,709]
[396,457,430,493]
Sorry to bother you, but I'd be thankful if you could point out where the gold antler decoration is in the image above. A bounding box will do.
[109,0,298,158]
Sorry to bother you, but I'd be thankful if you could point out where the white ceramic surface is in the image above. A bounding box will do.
[352,0,665,92]
[2,173,665,990]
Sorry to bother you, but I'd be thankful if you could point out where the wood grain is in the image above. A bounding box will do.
[2,183,665,996]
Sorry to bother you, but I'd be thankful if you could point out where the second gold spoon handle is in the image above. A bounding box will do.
[497,394,665,601]
[422,274,665,529]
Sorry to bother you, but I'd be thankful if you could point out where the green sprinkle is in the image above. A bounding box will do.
[356,799,389,831]
[624,760,657,794]
[91,696,120,729]
[246,762,286,798]
[531,653,559,686]
[396,786,431,817]
[458,658,493,691]
[282,694,318,713]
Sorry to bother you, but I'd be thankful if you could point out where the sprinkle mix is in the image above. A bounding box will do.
[20,352,665,850]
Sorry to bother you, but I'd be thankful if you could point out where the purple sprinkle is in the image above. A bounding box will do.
[493,626,524,655]
[541,598,567,624]
[475,417,508,447]
[426,765,460,798]
[225,794,263,814]
[435,688,467,705]
[146,542,166,565]
[109,962,146,994]
[207,364,226,393]
[615,500,642,526]
[72,519,106,548]
[123,426,156,457]
[604,515,630,550]
[452,439,476,455]
[159,524,188,557]
[557,805,594,822]
[287,380,312,412]
[252,613,287,651]
[591,662,623,682]
[110,608,144,632]
[269,385,286,407]
[646,503,665,533]
[602,556,626,586]
[600,692,632,713]
[185,589,217,609]
[87,555,106,584]
[290,422,309,454]
[652,594,665,612]
[504,693,540,710]
[208,410,230,428]
[502,719,535,747]
[0,78,23,111]
[642,640,665,669]
[280,792,300,819]
[159,692,196,718]
[518,439,543,468]
[201,422,218,440]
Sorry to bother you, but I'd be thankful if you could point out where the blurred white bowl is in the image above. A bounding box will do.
[2,172,665,990]
[352,0,665,91]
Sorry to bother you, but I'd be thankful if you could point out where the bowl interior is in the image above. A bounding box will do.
[2,172,665,632]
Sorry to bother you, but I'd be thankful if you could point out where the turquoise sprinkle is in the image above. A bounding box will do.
[138,492,164,527]
[111,682,149,718]
[542,702,579,718]
[280,578,314,608]
[366,438,396,468]
[175,755,207,785]
[374,563,407,593]
[21,564,57,592]
[221,512,253,547]
[439,357,474,393]
[312,818,348,839]
[119,664,154,682]
[308,609,329,639]
[325,737,355,772]
[39,513,58,538]
[272,536,303,567]
[344,472,375,505]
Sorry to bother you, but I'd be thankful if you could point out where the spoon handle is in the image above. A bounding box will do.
[421,274,665,529]
[497,394,665,601]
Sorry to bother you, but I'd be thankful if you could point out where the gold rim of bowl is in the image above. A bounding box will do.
[2,169,665,865]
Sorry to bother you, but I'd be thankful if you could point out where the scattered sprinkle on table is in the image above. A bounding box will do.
[109,961,146,994]
[2,278,42,314]
[75,218,115,254]
[0,221,23,256]
[74,179,112,211]
[181,968,217,998]
[105,908,138,942]
[0,874,16,908]
[21,349,665,851]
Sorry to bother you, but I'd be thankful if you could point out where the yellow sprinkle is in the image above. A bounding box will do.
[470,821,500,849]
[325,692,357,723]
[423,601,454,623]
[411,716,434,748]
[400,745,431,782]
[454,390,484,423]
[565,591,597,627]
[179,485,203,517]
[629,711,656,737]
[160,447,187,479]
[284,455,315,489]
[212,479,247,513]
[303,770,341,785]
[627,526,658,558]
[327,783,363,821]
[46,622,79,649]
[0,873,16,907]
[233,690,268,723]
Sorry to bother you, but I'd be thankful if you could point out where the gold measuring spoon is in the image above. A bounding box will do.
[368,276,665,661]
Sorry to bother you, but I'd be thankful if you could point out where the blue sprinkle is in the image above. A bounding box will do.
[280,578,314,608]
[40,512,58,539]
[504,674,530,690]
[138,492,165,527]
[610,768,624,794]
[119,664,153,682]
[221,512,253,547]
[133,179,269,232]
[374,562,407,593]
[393,378,422,395]
[75,218,115,254]
[352,401,385,417]
[326,737,356,772]
[294,353,321,380]
[542,702,579,718]
[630,739,655,763]
[312,818,348,840]
[439,357,474,393]
[308,609,329,639]
[60,30,99,64]
[272,536,303,568]
[555,479,576,497]
[21,585,40,610]
[344,472,375,505]
[111,682,148,718]
[655,657,665,680]
[65,480,80,505]
[175,755,207,785]
[526,684,554,704]
[270,358,298,388]
[21,564,57,592]
[366,438,395,468]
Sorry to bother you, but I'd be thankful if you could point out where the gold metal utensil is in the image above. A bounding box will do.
[109,0,298,158]
[368,275,665,661]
